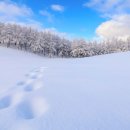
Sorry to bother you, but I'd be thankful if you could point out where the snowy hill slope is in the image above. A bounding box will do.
[0,47,130,130]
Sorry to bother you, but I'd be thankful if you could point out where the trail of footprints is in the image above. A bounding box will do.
[0,67,48,120]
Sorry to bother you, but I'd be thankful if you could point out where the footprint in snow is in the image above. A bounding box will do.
[16,97,48,120]
[0,66,47,118]
[0,95,12,109]
[24,80,43,92]
[26,70,44,80]
[17,81,25,86]
[0,92,25,110]
[25,72,38,79]
[32,67,46,73]
[23,67,45,92]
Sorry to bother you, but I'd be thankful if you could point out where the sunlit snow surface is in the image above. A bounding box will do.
[0,47,130,130]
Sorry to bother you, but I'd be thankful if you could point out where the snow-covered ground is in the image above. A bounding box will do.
[0,47,130,130]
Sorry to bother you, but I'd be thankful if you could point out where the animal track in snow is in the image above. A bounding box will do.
[0,95,12,109]
[0,91,25,109]
[0,67,48,120]
[25,67,46,80]
[17,81,25,86]
[16,97,48,120]
[24,80,43,92]
[24,68,44,92]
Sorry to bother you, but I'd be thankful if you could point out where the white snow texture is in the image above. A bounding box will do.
[0,47,130,130]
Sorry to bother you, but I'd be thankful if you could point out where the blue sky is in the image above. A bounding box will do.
[0,0,130,40]
[11,0,105,39]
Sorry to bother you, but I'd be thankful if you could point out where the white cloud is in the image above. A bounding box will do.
[84,0,130,40]
[39,10,53,22]
[96,14,130,40]
[51,4,64,12]
[0,0,32,18]
[0,0,44,30]
[84,0,130,15]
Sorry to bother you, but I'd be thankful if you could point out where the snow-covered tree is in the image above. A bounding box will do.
[0,23,130,58]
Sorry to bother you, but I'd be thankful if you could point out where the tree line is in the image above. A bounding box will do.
[0,23,130,58]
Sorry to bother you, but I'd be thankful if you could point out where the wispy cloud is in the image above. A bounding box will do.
[84,0,130,16]
[0,0,32,19]
[0,0,43,29]
[39,10,54,22]
[40,4,65,22]
[51,4,64,12]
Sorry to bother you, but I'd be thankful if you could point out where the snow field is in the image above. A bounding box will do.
[0,47,130,130]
